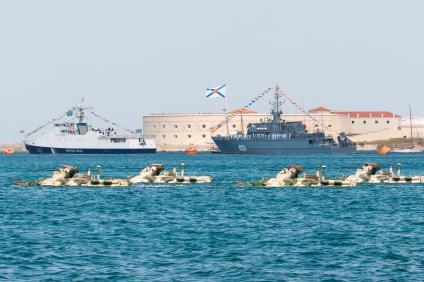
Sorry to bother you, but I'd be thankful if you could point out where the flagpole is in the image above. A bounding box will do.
[225,86,229,136]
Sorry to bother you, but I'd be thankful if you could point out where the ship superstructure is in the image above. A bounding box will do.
[212,86,356,154]
[24,99,156,154]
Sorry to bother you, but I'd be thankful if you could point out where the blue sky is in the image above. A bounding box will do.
[1,0,424,142]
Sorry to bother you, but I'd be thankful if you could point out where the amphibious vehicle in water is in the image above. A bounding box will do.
[212,87,356,154]
[24,99,156,154]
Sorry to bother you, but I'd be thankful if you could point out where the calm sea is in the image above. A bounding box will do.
[1,152,423,281]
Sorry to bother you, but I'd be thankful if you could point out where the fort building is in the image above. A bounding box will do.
[143,107,422,151]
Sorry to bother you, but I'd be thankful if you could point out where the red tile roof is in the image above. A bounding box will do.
[309,107,332,113]
[230,108,257,114]
[333,111,400,118]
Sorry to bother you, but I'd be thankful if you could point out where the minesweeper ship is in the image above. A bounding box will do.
[24,99,156,154]
[212,87,356,154]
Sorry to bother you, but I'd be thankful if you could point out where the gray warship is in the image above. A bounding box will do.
[212,88,356,155]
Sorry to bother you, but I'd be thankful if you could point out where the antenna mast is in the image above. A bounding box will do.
[271,85,282,122]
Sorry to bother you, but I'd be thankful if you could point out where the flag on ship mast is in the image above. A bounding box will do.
[205,84,226,98]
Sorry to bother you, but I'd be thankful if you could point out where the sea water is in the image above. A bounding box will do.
[0,152,423,281]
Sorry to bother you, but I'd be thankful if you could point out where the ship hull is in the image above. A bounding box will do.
[212,138,356,155]
[25,144,156,154]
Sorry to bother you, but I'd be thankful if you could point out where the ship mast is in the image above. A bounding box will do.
[77,97,85,123]
[271,86,282,123]
[240,112,244,134]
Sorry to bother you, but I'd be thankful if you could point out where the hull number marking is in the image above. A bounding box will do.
[238,145,247,152]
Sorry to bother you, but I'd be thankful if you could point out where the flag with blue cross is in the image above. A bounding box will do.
[205,84,226,98]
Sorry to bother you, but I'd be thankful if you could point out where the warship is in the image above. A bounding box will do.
[212,87,356,154]
[24,99,156,154]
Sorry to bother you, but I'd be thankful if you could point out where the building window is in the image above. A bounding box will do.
[328,124,332,128]
[188,124,191,128]
[351,120,355,124]
[188,135,191,138]
[202,134,206,138]
[315,124,319,127]
[202,124,206,128]
[232,124,236,128]
[174,125,178,128]
[153,124,156,128]
[162,125,165,128]
[162,135,166,138]
[375,120,378,124]
[387,120,390,124]
[363,120,366,124]
[174,135,178,138]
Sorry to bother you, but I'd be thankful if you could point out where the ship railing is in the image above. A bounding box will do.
[214,134,299,141]
[214,134,344,146]
[98,133,144,139]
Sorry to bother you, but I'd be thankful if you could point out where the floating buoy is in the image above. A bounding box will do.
[2,148,15,155]
[185,148,198,155]
[377,145,390,155]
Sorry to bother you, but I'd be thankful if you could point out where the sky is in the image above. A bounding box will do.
[1,0,424,142]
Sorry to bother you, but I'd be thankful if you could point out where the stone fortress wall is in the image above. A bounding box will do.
[143,107,423,151]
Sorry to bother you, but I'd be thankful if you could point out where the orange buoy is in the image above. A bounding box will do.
[2,148,15,155]
[377,145,390,155]
[184,148,198,155]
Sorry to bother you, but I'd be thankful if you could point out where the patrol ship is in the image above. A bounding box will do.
[24,99,156,154]
[212,87,356,154]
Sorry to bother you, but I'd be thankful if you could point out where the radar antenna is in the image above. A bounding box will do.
[270,85,283,122]
[24,98,135,138]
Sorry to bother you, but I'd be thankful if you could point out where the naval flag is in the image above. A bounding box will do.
[206,84,226,98]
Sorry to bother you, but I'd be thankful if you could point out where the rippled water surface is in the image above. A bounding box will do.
[1,152,423,281]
